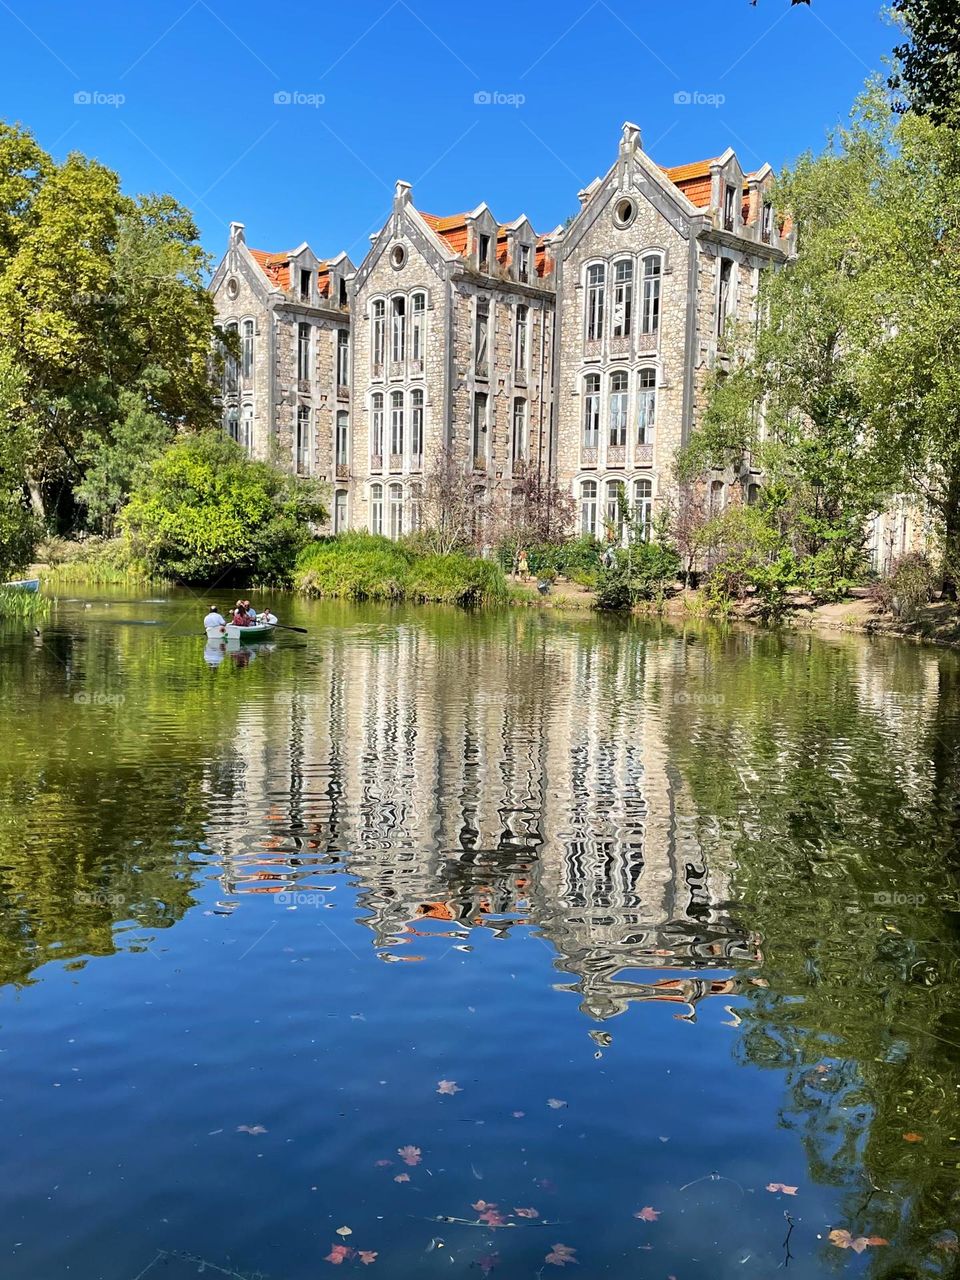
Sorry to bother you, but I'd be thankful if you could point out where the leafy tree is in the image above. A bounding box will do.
[890,0,960,124]
[493,473,575,575]
[74,393,172,536]
[121,432,328,584]
[0,352,40,577]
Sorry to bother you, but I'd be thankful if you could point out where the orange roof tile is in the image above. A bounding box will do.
[420,211,470,256]
[250,248,291,291]
[661,158,717,210]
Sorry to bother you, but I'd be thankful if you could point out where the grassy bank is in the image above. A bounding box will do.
[294,534,507,607]
[36,537,163,587]
[0,586,50,621]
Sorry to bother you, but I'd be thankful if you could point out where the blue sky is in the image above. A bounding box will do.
[1,0,890,269]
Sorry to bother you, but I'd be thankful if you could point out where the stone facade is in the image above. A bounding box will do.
[209,122,792,540]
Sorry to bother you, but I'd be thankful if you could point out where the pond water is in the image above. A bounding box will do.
[2,589,960,1280]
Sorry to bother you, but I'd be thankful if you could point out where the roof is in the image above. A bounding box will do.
[249,249,291,291]
[661,157,717,210]
[419,209,551,278]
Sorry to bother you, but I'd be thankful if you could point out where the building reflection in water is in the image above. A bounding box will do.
[206,618,761,1019]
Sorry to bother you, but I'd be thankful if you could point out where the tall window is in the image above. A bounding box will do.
[388,483,403,539]
[580,479,597,537]
[296,405,310,474]
[586,264,605,341]
[612,259,633,337]
[370,483,383,535]
[640,255,661,337]
[517,243,531,284]
[336,330,349,388]
[334,489,347,532]
[582,373,600,448]
[299,269,311,302]
[723,184,737,232]
[634,478,653,540]
[761,202,774,244]
[515,304,528,374]
[472,392,488,464]
[240,403,253,453]
[409,482,423,532]
[479,233,491,271]
[391,296,405,363]
[335,411,349,468]
[226,406,239,442]
[297,322,311,381]
[390,390,404,456]
[512,398,527,464]
[241,320,254,381]
[637,368,656,444]
[609,371,628,446]
[224,323,238,392]
[371,392,384,458]
[475,299,489,374]
[372,299,385,371]
[410,389,424,462]
[710,479,725,515]
[605,479,625,542]
[411,292,425,364]
[717,259,734,339]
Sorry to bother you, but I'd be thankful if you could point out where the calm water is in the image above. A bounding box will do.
[2,590,960,1280]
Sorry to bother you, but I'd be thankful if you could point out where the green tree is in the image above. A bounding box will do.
[890,0,960,124]
[121,432,328,584]
[0,351,40,577]
[74,392,172,536]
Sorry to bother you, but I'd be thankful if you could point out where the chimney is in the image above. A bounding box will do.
[620,121,642,158]
[394,180,412,211]
[229,221,245,245]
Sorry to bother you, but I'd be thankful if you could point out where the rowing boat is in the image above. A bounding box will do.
[206,622,276,642]
[2,578,40,593]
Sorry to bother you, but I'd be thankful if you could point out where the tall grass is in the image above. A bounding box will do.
[39,537,162,587]
[294,534,507,607]
[0,587,50,621]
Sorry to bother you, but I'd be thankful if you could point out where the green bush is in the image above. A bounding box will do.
[122,432,327,584]
[0,586,49,621]
[869,551,939,620]
[41,536,157,585]
[594,541,681,611]
[295,533,412,601]
[408,552,506,606]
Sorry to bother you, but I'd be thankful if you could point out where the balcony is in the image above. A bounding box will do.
[371,454,383,472]
[372,362,384,381]
[297,378,310,394]
[580,446,598,468]
[389,453,403,473]
[607,445,626,467]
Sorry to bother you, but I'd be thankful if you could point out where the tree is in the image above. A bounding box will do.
[0,352,40,577]
[492,473,575,574]
[121,432,328,584]
[890,0,960,124]
[420,445,485,555]
[74,393,172,536]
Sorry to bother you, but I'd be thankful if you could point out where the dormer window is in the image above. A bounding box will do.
[517,243,531,284]
[339,277,348,307]
[761,202,774,244]
[723,184,737,233]
[300,269,311,302]
[479,234,491,272]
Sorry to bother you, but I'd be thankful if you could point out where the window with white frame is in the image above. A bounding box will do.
[512,398,527,464]
[297,322,311,381]
[371,392,384,458]
[391,296,405,363]
[515,304,528,374]
[370,483,383,534]
[410,388,424,462]
[334,489,348,532]
[388,482,403,539]
[475,298,489,374]
[640,255,661,337]
[224,322,238,392]
[761,202,774,244]
[336,329,349,388]
[241,320,254,381]
[240,403,253,453]
[580,479,598,537]
[582,373,600,448]
[637,368,656,444]
[296,405,310,474]
[723,183,737,232]
[390,390,404,456]
[411,292,425,364]
[372,299,385,372]
[605,479,625,541]
[226,406,239,441]
[612,259,633,338]
[609,371,628,446]
[472,391,488,464]
[335,410,349,468]
[586,264,605,341]
[717,258,734,339]
[710,478,725,515]
[634,478,652,540]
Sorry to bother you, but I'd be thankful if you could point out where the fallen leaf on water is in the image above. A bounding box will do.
[437,1080,462,1095]
[394,1173,410,1183]
[325,1245,355,1265]
[829,1229,889,1254]
[547,1098,567,1109]
[903,1132,924,1143]
[336,1226,352,1238]
[398,1145,422,1166]
[514,1207,539,1219]
[358,1251,378,1265]
[634,1207,660,1222]
[236,1124,267,1135]
[472,1200,498,1212]
[479,1209,506,1227]
[476,1253,500,1275]
[766,1183,798,1196]
[374,1159,393,1167]
[545,1243,578,1267]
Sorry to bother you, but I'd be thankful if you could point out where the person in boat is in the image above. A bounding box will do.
[204,605,226,631]
[259,606,278,626]
[231,601,250,627]
[244,600,257,620]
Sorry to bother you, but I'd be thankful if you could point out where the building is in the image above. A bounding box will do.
[209,121,792,540]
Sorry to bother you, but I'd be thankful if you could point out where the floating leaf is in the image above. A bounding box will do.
[634,1207,660,1222]
[336,1226,352,1238]
[766,1183,798,1195]
[394,1173,410,1183]
[398,1145,422,1166]
[325,1245,354,1265]
[236,1124,267,1135]
[515,1207,539,1219]
[437,1080,462,1095]
[479,1209,506,1227]
[829,1229,889,1253]
[903,1132,924,1143]
[358,1251,378,1265]
[547,1098,567,1109]
[473,1201,498,1212]
[545,1243,578,1267]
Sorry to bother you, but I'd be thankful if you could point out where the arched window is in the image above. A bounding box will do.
[640,254,661,337]
[515,304,529,373]
[609,371,628,446]
[391,296,405,363]
[335,411,349,468]
[605,479,625,542]
[295,405,310,473]
[411,292,426,365]
[226,405,239,441]
[371,392,384,459]
[388,482,403,539]
[241,320,254,380]
[390,390,404,457]
[410,389,424,464]
[409,482,423,532]
[224,322,238,392]
[586,263,605,341]
[637,368,656,444]
[370,483,383,535]
[372,299,386,373]
[240,403,253,454]
[747,482,761,507]
[710,479,725,516]
[580,479,597,537]
[583,373,600,449]
[334,489,348,532]
[612,259,633,337]
[634,478,652,540]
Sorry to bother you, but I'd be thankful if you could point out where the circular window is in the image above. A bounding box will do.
[613,197,636,229]
[225,276,240,299]
[390,244,407,270]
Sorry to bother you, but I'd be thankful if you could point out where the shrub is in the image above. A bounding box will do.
[0,586,49,621]
[407,552,506,606]
[122,432,327,584]
[594,541,681,611]
[869,551,939,620]
[41,536,157,585]
[295,533,412,601]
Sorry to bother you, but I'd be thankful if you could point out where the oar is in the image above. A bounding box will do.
[270,623,308,634]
